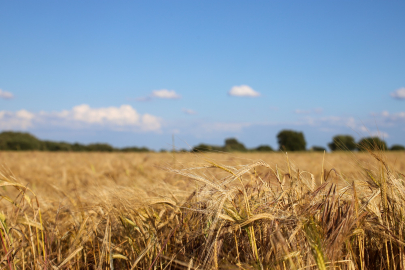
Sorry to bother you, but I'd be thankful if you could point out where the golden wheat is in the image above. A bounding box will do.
[0,151,404,269]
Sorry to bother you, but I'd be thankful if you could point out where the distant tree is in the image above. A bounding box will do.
[277,130,306,151]
[357,137,387,151]
[390,144,405,151]
[328,135,356,151]
[71,143,88,151]
[254,145,274,152]
[311,146,326,152]
[192,144,222,152]
[0,131,42,150]
[42,141,72,151]
[224,138,247,152]
[0,131,155,152]
[86,143,115,152]
[121,146,150,152]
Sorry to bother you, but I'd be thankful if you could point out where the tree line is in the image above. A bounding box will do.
[192,130,405,152]
[0,130,404,152]
[0,131,150,152]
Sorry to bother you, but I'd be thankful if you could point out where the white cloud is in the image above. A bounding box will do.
[152,89,181,99]
[295,115,360,130]
[140,114,161,131]
[136,89,181,101]
[391,87,405,100]
[296,114,393,140]
[50,104,161,131]
[0,109,34,129]
[0,104,161,132]
[0,89,14,99]
[182,108,197,115]
[69,104,140,125]
[376,110,405,125]
[228,85,260,97]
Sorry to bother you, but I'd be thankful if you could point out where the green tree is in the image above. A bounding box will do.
[192,143,222,152]
[328,135,356,151]
[71,143,88,151]
[42,141,72,151]
[277,130,306,151]
[357,137,387,151]
[311,146,326,152]
[224,138,247,152]
[86,143,115,152]
[0,131,43,150]
[390,144,405,151]
[121,146,150,152]
[255,145,274,152]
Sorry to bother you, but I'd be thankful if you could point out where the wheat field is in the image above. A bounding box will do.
[0,150,404,269]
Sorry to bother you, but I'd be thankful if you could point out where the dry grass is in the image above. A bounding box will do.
[0,150,404,269]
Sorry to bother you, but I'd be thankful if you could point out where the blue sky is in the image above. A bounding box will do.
[1,1,404,150]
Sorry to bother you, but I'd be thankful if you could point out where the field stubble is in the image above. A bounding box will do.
[0,151,404,269]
